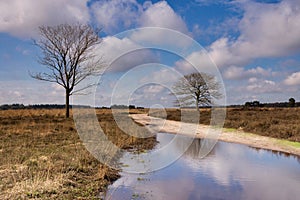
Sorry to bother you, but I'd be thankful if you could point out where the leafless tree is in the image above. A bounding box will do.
[31,24,103,118]
[172,72,222,112]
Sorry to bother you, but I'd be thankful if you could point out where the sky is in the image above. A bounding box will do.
[0,0,300,107]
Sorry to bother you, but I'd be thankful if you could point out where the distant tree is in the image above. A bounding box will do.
[244,101,260,107]
[172,72,222,112]
[245,102,251,107]
[129,105,136,109]
[289,98,296,107]
[253,101,260,107]
[30,24,103,118]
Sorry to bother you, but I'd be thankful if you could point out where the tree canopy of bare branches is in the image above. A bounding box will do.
[31,24,103,118]
[172,72,222,112]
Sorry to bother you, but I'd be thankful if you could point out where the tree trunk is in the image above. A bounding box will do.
[196,98,199,112]
[65,89,70,118]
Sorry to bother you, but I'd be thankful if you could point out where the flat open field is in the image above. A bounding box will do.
[0,109,155,199]
[158,107,300,142]
[1,107,299,199]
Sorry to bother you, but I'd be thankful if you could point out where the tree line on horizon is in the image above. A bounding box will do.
[243,98,299,108]
[0,104,146,110]
[1,99,299,111]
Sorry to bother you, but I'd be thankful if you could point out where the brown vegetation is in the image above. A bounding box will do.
[0,109,154,199]
[155,107,300,142]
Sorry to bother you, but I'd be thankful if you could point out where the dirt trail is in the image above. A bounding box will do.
[130,114,300,156]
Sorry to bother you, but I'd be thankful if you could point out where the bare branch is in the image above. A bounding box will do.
[172,72,222,110]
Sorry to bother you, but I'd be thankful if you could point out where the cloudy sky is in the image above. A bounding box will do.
[1,0,300,107]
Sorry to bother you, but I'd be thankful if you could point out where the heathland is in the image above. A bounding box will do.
[1,107,300,199]
[0,109,155,199]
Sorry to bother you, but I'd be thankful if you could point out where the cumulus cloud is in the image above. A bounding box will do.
[91,0,189,35]
[174,50,219,75]
[237,0,300,56]
[91,0,190,52]
[97,36,158,73]
[138,1,189,34]
[246,79,280,94]
[0,0,89,38]
[223,66,273,80]
[90,0,142,34]
[139,68,180,85]
[207,0,300,68]
[223,66,246,80]
[169,0,300,85]
[142,84,165,94]
[91,1,192,68]
[207,38,234,67]
[132,1,191,46]
[284,72,300,86]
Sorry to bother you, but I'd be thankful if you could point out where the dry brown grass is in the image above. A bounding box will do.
[0,108,154,199]
[154,107,300,142]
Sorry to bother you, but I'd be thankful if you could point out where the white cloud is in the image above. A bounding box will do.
[223,66,246,80]
[91,0,189,34]
[100,36,141,58]
[127,1,191,48]
[138,1,189,34]
[50,83,64,96]
[248,77,258,83]
[174,50,219,75]
[129,27,193,49]
[224,66,273,80]
[246,79,281,94]
[207,38,233,67]
[247,67,272,77]
[223,65,282,100]
[91,1,192,66]
[91,0,142,34]
[98,36,158,73]
[237,0,300,56]
[0,0,89,38]
[206,0,300,68]
[142,84,165,94]
[139,67,180,87]
[284,72,300,86]
[130,84,173,107]
[0,80,64,105]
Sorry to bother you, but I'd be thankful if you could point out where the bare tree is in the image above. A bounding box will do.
[31,24,103,118]
[172,72,222,112]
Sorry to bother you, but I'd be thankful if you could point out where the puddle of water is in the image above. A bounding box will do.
[105,133,300,200]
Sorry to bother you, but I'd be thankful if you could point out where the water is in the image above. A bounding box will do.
[105,133,300,200]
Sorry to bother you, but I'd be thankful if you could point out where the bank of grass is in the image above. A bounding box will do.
[0,108,154,199]
[153,107,300,143]
[277,140,300,148]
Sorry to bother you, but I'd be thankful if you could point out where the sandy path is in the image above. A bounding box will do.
[130,114,300,156]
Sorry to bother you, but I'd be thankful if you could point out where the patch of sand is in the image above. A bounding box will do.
[130,114,300,156]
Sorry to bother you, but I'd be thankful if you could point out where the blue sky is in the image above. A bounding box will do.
[1,0,300,107]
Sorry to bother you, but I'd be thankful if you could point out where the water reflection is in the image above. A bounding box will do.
[105,133,300,200]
